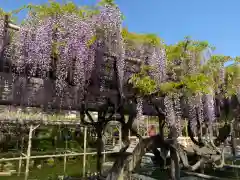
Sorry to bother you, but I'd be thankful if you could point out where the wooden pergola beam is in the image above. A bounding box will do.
[8,22,20,31]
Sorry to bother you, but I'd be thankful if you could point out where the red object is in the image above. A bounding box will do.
[148,125,156,136]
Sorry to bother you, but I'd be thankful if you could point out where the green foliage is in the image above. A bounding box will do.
[162,38,216,94]
[87,35,97,47]
[38,139,53,151]
[122,28,162,47]
[15,0,101,20]
[129,36,238,98]
[97,0,117,7]
[46,157,55,166]
[25,2,91,18]
[203,55,230,72]
[129,66,157,95]
[225,64,240,97]
[130,67,214,96]
[183,74,212,94]
[0,8,18,23]
[0,8,7,16]
[235,56,240,63]
[165,43,184,62]
[166,37,214,63]
[16,0,121,21]
[159,81,183,94]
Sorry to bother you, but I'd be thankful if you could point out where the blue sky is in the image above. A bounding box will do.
[1,0,239,65]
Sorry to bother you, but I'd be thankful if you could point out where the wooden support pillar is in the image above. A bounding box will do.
[63,139,68,174]
[18,137,24,176]
[119,122,125,180]
[185,118,188,137]
[118,168,124,180]
[103,150,106,163]
[137,120,139,134]
[25,124,39,180]
[117,124,122,149]
[103,136,106,163]
[83,126,87,177]
[112,138,114,146]
[113,127,115,146]
[216,123,219,137]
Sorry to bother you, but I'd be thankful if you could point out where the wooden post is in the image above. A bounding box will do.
[103,135,106,163]
[18,137,24,176]
[119,168,124,180]
[63,139,68,174]
[185,118,188,137]
[137,120,139,134]
[119,124,122,149]
[113,137,115,146]
[83,126,87,177]
[146,117,149,136]
[216,123,219,137]
[25,124,39,180]
[103,150,106,163]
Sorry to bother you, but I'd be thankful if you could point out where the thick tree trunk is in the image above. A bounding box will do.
[169,147,180,180]
[167,127,180,180]
[97,132,104,174]
[106,135,162,180]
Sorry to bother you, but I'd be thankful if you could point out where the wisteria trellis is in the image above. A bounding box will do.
[0,4,236,139]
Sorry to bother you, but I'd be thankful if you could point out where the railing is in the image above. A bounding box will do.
[128,135,204,148]
[0,125,120,180]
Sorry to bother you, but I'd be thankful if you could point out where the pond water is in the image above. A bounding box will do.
[0,155,240,180]
[0,156,97,180]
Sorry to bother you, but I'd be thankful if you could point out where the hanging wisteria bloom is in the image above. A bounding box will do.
[93,5,126,93]
[173,93,182,136]
[187,96,197,134]
[187,94,204,136]
[6,11,97,103]
[8,26,28,73]
[133,97,144,129]
[0,15,5,54]
[196,94,204,124]
[6,13,39,73]
[31,17,54,77]
[204,88,216,124]
[55,13,96,97]
[94,5,122,51]
[116,25,125,92]
[159,47,167,82]
[146,46,166,84]
[164,95,176,128]
[187,51,198,74]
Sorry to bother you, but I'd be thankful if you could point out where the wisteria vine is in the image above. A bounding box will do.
[0,3,238,143]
